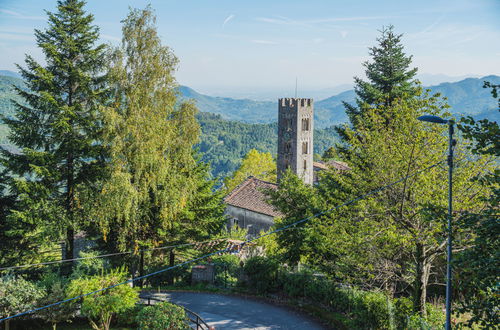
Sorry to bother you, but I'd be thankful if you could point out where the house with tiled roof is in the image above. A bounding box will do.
[224,176,282,236]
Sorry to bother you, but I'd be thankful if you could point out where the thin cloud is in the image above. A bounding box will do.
[0,9,44,20]
[257,15,393,27]
[222,14,235,28]
[256,16,312,28]
[251,39,277,45]
[309,16,393,23]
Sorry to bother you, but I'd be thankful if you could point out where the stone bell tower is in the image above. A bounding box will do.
[277,98,314,184]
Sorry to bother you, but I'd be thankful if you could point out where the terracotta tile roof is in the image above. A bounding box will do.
[313,160,350,171]
[313,161,328,170]
[224,177,283,217]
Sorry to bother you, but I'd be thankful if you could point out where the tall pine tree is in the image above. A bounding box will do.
[0,0,106,262]
[342,25,419,130]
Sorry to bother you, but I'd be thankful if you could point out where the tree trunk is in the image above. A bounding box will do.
[168,249,175,285]
[52,322,57,330]
[5,319,10,330]
[65,151,75,266]
[104,314,112,330]
[414,243,424,315]
[139,250,144,288]
[65,86,75,270]
[414,243,431,316]
[89,319,99,330]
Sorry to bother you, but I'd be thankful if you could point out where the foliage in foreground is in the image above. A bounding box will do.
[241,256,445,329]
[455,81,500,328]
[37,273,76,330]
[136,301,189,330]
[66,268,138,330]
[0,275,45,330]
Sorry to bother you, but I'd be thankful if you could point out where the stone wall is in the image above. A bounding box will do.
[225,205,275,237]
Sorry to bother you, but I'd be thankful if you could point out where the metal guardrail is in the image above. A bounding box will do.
[139,294,213,330]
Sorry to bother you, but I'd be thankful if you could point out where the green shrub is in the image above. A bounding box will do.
[115,304,144,327]
[282,272,309,297]
[424,303,445,329]
[66,267,139,330]
[394,297,414,329]
[212,254,240,287]
[136,301,189,329]
[406,314,434,330]
[37,273,76,330]
[0,275,45,330]
[351,290,392,329]
[394,297,445,329]
[71,250,109,278]
[305,275,331,304]
[243,256,281,293]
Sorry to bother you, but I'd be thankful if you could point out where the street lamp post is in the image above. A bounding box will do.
[417,115,454,330]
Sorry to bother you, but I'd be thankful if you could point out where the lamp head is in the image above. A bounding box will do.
[418,115,448,124]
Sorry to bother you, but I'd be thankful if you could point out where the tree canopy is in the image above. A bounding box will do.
[268,27,494,317]
[224,148,276,192]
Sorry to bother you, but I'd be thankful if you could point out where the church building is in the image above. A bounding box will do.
[224,97,347,236]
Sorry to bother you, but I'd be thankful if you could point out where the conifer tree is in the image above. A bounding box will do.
[342,25,419,130]
[0,0,106,262]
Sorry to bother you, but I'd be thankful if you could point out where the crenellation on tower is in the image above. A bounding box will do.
[277,98,314,185]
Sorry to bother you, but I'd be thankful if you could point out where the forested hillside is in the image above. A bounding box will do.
[198,112,338,177]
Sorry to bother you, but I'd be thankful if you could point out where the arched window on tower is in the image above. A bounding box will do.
[302,141,308,154]
[302,118,310,131]
[284,141,291,154]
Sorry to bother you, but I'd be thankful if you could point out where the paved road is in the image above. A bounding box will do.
[144,291,325,330]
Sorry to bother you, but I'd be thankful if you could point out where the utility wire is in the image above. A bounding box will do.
[0,161,442,324]
[0,238,227,272]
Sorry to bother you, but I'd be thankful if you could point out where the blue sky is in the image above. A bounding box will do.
[0,0,499,97]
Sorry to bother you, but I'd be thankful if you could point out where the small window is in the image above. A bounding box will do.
[303,159,307,170]
[232,218,239,227]
[287,118,293,131]
[302,118,310,131]
[284,141,291,153]
[302,141,308,154]
[284,158,290,169]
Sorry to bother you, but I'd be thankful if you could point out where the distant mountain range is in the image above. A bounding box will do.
[178,75,499,127]
[1,70,499,130]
